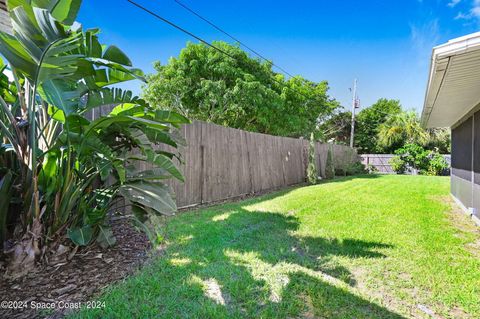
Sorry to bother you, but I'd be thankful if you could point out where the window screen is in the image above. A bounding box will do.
[451,116,472,180]
[474,111,480,183]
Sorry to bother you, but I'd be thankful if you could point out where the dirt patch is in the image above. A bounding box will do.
[351,267,445,319]
[438,195,480,259]
[0,218,152,319]
[433,195,479,233]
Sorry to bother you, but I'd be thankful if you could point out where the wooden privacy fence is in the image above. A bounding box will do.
[360,154,451,174]
[360,154,396,174]
[157,121,358,208]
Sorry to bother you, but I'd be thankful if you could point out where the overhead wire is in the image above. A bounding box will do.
[126,0,318,102]
[171,0,295,78]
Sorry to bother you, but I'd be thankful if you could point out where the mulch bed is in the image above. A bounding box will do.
[0,219,152,319]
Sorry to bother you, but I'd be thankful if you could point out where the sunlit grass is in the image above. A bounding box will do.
[71,175,480,319]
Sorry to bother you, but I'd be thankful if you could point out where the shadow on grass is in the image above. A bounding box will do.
[135,206,403,319]
[75,183,403,319]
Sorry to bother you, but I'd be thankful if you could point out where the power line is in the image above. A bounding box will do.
[126,0,316,101]
[171,0,295,78]
[127,0,236,60]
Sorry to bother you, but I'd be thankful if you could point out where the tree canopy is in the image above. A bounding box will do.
[143,41,339,138]
[318,98,450,154]
[355,98,402,153]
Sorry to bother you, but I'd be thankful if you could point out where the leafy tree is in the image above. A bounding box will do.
[0,0,187,274]
[317,109,351,144]
[319,99,449,156]
[355,98,402,153]
[306,133,317,184]
[325,145,335,179]
[378,111,427,151]
[425,128,451,154]
[143,41,338,138]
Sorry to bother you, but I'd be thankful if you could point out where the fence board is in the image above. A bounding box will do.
[360,154,451,174]
[160,121,358,208]
[95,115,358,209]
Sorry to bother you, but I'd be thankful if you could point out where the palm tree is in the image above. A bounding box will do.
[378,111,427,149]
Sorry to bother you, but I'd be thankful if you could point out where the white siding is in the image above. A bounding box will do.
[422,32,480,128]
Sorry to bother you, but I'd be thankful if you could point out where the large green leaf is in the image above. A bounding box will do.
[39,0,82,25]
[64,130,114,160]
[88,115,169,132]
[84,87,139,113]
[40,79,79,115]
[110,102,153,117]
[129,151,184,182]
[0,31,35,76]
[67,224,93,246]
[128,127,170,149]
[103,45,132,67]
[0,0,188,255]
[88,57,145,82]
[8,0,82,26]
[0,171,13,243]
[146,151,184,181]
[96,225,116,249]
[119,181,177,215]
[155,110,190,126]
[84,28,102,58]
[126,166,170,181]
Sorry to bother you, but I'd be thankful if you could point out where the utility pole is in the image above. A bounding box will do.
[349,79,358,148]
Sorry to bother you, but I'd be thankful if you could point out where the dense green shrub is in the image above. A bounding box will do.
[426,152,449,176]
[389,144,448,176]
[325,145,335,179]
[306,133,318,184]
[334,168,346,176]
[346,162,367,175]
[365,164,378,174]
[0,0,187,275]
[389,156,407,174]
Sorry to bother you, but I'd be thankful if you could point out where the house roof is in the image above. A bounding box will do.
[421,32,480,128]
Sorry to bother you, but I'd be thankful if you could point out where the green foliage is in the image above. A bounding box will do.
[426,151,449,176]
[72,176,480,319]
[389,156,407,174]
[306,133,317,184]
[319,99,450,155]
[378,111,428,150]
[317,109,351,144]
[365,163,378,174]
[0,170,12,243]
[345,162,367,175]
[425,128,451,154]
[67,225,94,246]
[395,144,429,171]
[0,0,188,271]
[143,41,338,138]
[325,145,335,179]
[355,99,402,153]
[389,144,447,176]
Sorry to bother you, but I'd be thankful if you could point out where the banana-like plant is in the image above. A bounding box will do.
[0,0,188,276]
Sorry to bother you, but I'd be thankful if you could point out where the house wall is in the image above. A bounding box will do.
[474,110,480,220]
[451,110,480,222]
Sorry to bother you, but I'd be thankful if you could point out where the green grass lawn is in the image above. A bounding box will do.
[72,175,480,319]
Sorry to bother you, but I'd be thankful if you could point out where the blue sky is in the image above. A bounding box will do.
[78,0,480,112]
